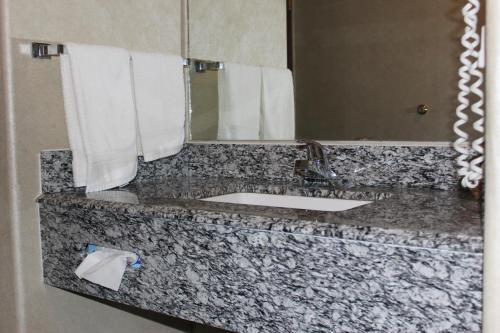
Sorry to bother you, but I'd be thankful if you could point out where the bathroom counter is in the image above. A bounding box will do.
[38,145,483,332]
[38,177,483,333]
[37,177,482,253]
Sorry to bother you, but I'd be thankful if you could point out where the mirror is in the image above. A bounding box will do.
[187,0,464,142]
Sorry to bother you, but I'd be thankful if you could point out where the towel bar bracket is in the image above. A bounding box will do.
[185,58,224,73]
[32,42,64,59]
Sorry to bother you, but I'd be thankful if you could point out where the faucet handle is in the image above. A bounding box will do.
[297,139,322,146]
[294,140,337,184]
[296,139,326,161]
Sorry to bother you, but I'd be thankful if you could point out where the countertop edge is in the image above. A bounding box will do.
[37,193,484,254]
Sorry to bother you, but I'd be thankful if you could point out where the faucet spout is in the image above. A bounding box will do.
[294,140,337,185]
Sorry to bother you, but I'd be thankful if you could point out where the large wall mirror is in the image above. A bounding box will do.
[187,0,464,142]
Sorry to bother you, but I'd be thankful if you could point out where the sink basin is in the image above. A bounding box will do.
[201,193,372,212]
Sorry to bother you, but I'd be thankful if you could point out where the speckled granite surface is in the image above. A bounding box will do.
[40,150,75,193]
[40,202,482,333]
[184,144,459,190]
[40,143,459,193]
[40,149,190,193]
[37,178,482,253]
[39,143,482,332]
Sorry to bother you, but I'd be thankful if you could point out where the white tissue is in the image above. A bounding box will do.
[75,247,138,291]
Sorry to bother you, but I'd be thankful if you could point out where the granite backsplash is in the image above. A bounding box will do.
[40,143,459,193]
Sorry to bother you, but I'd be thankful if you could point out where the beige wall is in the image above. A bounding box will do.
[188,0,287,68]
[0,0,224,332]
[484,1,500,332]
[10,0,181,54]
[293,0,463,141]
[0,1,21,332]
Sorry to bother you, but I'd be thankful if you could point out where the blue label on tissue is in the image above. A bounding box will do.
[87,244,97,254]
[86,243,141,269]
[130,256,141,269]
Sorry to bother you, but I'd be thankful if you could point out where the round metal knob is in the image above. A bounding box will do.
[417,104,430,115]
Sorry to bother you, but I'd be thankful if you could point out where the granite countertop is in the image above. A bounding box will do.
[37,177,483,253]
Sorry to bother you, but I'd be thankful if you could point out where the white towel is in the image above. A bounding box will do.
[131,52,185,161]
[60,55,86,187]
[218,63,262,140]
[61,44,138,192]
[261,67,296,140]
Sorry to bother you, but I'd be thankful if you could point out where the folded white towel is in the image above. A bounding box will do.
[218,63,262,140]
[61,44,138,192]
[60,55,86,187]
[131,52,186,161]
[261,67,296,140]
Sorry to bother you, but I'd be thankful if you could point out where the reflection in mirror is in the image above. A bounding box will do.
[188,59,295,140]
[189,60,220,140]
[188,0,468,142]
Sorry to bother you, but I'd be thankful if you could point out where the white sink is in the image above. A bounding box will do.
[201,193,372,212]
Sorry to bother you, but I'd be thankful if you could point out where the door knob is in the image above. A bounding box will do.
[417,104,430,115]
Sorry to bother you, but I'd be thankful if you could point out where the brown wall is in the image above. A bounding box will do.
[293,0,465,141]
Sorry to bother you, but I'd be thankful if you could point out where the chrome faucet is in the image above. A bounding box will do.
[294,139,337,185]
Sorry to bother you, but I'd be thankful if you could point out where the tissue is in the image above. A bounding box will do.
[75,245,140,291]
